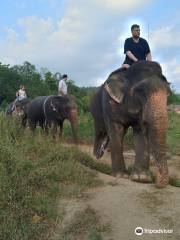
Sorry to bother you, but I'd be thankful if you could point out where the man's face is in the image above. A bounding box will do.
[131,27,140,38]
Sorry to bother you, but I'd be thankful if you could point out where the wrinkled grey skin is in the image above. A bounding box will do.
[91,61,171,188]
[24,95,78,143]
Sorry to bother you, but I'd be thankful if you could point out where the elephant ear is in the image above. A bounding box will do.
[104,72,126,104]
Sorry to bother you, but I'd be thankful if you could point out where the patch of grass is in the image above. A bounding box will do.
[63,112,94,143]
[169,177,180,188]
[73,149,112,175]
[167,112,180,155]
[137,190,166,213]
[0,114,103,240]
[60,206,111,240]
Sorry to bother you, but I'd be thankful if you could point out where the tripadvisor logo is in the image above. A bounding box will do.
[135,227,144,236]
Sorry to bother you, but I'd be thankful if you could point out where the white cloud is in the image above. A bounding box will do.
[150,26,180,49]
[18,16,55,43]
[161,58,180,92]
[5,28,18,43]
[149,25,180,92]
[0,0,159,87]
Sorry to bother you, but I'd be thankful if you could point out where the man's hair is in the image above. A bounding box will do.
[131,24,140,31]
[62,74,68,78]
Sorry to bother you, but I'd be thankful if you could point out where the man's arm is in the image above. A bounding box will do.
[144,39,152,61]
[126,51,138,62]
[146,52,152,61]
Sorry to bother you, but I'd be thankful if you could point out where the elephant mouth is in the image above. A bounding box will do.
[95,136,109,159]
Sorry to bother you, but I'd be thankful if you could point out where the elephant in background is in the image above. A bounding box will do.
[91,61,171,188]
[23,95,78,143]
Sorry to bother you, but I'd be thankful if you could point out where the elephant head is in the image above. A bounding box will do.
[50,95,78,143]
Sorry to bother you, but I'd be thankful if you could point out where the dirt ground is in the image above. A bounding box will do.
[53,144,180,240]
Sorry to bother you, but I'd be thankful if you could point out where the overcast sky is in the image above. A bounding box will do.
[0,0,180,91]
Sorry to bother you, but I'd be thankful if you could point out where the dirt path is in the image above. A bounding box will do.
[87,173,180,239]
[54,144,180,239]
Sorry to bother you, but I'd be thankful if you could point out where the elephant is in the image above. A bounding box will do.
[23,95,78,143]
[90,60,171,188]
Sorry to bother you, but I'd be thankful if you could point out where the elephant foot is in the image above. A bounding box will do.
[155,167,169,188]
[130,171,153,183]
[113,171,129,179]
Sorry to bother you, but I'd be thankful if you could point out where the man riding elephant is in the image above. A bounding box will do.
[122,24,152,69]
[91,60,171,188]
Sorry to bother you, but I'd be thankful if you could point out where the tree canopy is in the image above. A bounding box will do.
[0,61,96,112]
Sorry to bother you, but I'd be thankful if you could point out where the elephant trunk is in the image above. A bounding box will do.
[147,90,169,188]
[69,108,78,144]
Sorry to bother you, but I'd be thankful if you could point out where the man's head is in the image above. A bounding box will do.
[20,85,26,90]
[62,74,68,81]
[131,24,140,39]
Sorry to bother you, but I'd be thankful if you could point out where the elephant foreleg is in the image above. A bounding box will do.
[131,125,152,183]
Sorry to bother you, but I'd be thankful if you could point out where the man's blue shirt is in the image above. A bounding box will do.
[123,37,150,65]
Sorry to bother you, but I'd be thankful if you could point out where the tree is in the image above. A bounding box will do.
[0,63,21,103]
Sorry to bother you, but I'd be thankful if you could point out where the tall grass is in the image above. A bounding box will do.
[0,114,101,240]
[167,112,180,155]
[63,112,94,143]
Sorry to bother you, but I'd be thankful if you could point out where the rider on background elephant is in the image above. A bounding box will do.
[91,60,171,188]
[6,98,31,121]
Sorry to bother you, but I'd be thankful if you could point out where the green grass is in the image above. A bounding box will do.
[63,112,94,143]
[60,206,111,240]
[0,114,103,240]
[167,112,180,155]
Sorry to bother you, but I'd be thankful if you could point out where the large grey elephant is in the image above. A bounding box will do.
[91,61,171,188]
[23,95,78,143]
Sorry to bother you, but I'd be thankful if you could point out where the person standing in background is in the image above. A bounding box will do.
[58,74,68,96]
